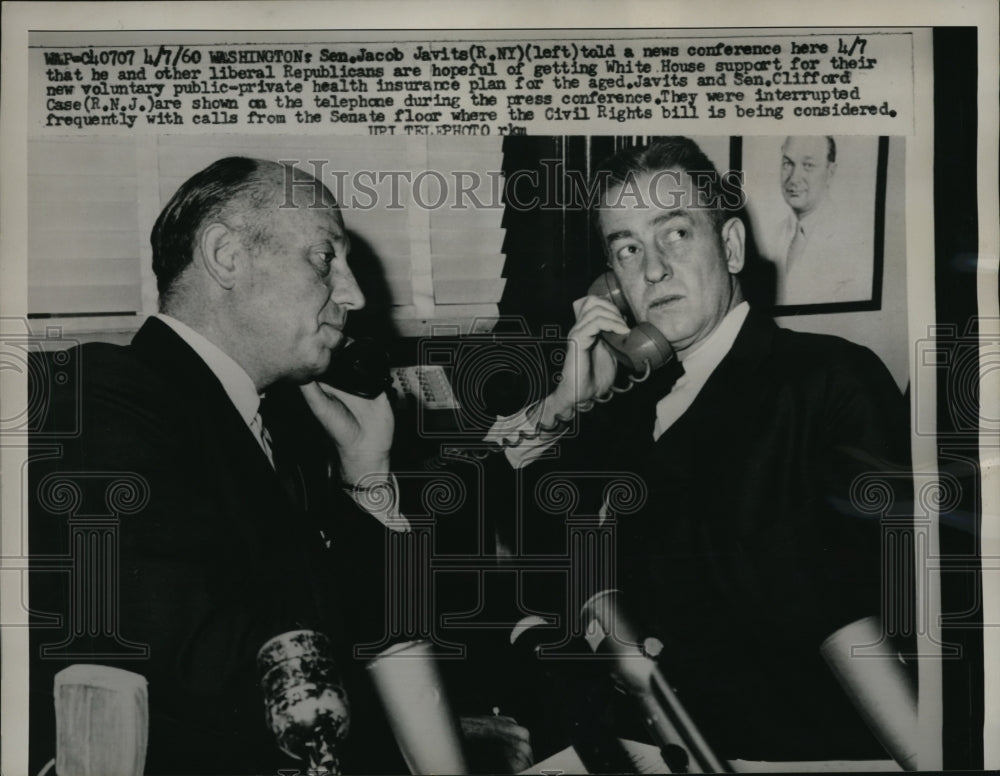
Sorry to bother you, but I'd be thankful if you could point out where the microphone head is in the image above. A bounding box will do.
[257,630,350,770]
[820,617,920,770]
[366,640,468,775]
[579,589,642,652]
[580,590,659,694]
[54,664,148,776]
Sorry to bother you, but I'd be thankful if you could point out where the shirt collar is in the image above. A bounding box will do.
[675,301,750,379]
[793,195,831,233]
[155,313,262,425]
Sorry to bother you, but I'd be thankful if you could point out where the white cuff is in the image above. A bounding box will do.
[484,402,566,470]
[343,473,410,532]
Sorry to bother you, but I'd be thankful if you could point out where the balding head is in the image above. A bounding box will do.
[151,156,364,391]
[151,157,340,308]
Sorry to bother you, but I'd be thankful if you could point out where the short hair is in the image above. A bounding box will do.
[825,136,837,164]
[150,156,291,302]
[592,137,734,233]
[781,135,837,164]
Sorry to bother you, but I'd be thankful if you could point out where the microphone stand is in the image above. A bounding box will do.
[581,590,730,774]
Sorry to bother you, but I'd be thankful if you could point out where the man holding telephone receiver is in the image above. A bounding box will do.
[28,156,409,774]
[30,157,532,775]
[494,137,912,762]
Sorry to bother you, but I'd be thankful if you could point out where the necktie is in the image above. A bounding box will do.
[786,219,807,268]
[651,360,688,440]
[257,397,308,512]
[598,359,683,523]
[250,411,275,468]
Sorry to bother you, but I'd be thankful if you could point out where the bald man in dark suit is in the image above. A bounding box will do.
[29,157,410,774]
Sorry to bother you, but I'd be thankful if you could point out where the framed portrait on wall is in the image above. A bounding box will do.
[738,135,888,314]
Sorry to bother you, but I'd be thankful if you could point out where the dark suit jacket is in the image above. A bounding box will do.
[29,318,405,775]
[501,310,912,761]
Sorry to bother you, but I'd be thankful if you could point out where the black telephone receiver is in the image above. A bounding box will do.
[587,271,674,375]
[319,337,392,399]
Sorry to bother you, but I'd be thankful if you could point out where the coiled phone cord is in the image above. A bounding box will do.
[426,358,656,466]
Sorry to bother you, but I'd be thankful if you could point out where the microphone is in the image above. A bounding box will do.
[366,639,469,774]
[820,616,920,770]
[509,615,639,774]
[581,590,730,773]
[53,664,148,776]
[257,630,350,774]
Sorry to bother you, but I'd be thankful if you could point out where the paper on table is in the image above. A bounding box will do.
[730,758,901,772]
[519,738,671,774]
[521,740,903,774]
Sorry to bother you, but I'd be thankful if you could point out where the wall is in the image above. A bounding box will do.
[775,136,909,390]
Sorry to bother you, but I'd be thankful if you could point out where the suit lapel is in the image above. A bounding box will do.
[637,311,779,526]
[657,311,777,442]
[129,318,299,535]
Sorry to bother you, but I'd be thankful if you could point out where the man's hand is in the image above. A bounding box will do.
[299,381,394,484]
[538,295,628,426]
[460,714,533,774]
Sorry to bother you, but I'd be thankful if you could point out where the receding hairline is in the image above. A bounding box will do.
[781,135,835,162]
[253,160,340,208]
[222,161,343,237]
[162,163,343,284]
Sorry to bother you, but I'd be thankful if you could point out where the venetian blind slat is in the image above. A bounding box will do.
[28,137,141,317]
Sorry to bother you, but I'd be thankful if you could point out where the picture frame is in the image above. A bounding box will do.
[736,135,888,315]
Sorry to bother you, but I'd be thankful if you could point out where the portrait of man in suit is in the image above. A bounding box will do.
[741,135,880,308]
[773,135,872,304]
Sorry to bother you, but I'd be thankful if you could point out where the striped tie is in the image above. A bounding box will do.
[786,219,807,268]
[250,411,275,468]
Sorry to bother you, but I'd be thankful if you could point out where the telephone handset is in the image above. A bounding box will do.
[468,273,674,456]
[431,274,675,461]
[319,337,392,399]
[587,272,674,375]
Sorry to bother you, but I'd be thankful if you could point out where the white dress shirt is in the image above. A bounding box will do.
[771,197,873,305]
[652,301,749,440]
[155,313,408,531]
[156,313,263,436]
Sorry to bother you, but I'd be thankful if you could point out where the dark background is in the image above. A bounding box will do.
[932,25,984,771]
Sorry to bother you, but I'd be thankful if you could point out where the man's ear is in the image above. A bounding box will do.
[198,222,241,290]
[721,216,746,274]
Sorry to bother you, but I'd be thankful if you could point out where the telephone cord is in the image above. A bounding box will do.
[426,359,655,466]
